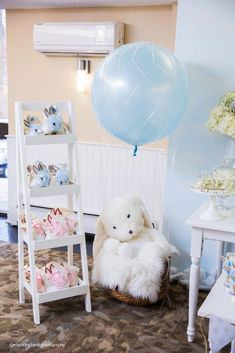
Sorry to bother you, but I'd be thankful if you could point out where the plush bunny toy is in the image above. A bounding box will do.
[24,115,43,136]
[92,195,177,303]
[49,163,70,186]
[42,105,65,135]
[29,161,51,188]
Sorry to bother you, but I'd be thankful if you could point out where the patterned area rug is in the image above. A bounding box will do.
[0,242,209,353]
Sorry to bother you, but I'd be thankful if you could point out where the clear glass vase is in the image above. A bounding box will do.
[216,137,235,210]
[224,136,235,167]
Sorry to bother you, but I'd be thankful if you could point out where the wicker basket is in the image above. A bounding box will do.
[106,257,171,305]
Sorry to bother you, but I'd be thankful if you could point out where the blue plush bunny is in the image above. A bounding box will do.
[37,169,51,187]
[42,105,65,135]
[56,169,69,185]
[24,115,43,136]
[49,164,70,186]
[29,161,51,188]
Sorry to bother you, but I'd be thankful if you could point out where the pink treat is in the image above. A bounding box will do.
[44,214,70,239]
[42,262,70,291]
[66,214,78,234]
[24,266,45,293]
[49,219,69,237]
[36,270,46,293]
[61,263,80,286]
[32,220,46,240]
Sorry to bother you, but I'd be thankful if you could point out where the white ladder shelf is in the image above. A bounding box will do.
[16,101,92,324]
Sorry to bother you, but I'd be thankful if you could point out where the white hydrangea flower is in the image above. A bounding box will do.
[207,92,235,138]
[192,174,235,193]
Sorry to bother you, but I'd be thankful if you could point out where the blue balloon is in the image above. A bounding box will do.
[92,42,188,146]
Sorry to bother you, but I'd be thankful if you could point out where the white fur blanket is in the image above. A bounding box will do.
[92,195,176,302]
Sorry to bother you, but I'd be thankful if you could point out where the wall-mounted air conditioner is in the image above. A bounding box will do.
[33,21,124,56]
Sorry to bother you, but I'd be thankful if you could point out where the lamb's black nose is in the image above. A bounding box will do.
[129,230,133,234]
[53,122,56,126]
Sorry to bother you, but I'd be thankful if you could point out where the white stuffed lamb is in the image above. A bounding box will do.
[92,195,177,303]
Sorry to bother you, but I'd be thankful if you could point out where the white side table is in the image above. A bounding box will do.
[198,272,235,353]
[186,204,235,342]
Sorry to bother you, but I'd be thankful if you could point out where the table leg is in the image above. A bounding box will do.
[231,340,235,353]
[187,257,201,342]
[187,227,203,343]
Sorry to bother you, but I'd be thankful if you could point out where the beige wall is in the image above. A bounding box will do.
[6,5,177,149]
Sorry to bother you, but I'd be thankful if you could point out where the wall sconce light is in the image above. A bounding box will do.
[76,59,90,93]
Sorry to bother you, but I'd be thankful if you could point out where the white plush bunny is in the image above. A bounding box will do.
[42,105,69,135]
[28,161,51,188]
[24,115,43,136]
[92,195,177,303]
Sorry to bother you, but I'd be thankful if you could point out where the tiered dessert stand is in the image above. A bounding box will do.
[191,187,235,221]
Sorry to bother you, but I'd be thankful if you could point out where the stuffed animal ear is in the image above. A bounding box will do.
[141,205,152,229]
[27,165,32,173]
[50,105,57,114]
[24,119,30,127]
[93,216,108,260]
[44,108,49,117]
[48,164,57,173]
[29,116,35,123]
[33,165,38,175]
[133,198,152,228]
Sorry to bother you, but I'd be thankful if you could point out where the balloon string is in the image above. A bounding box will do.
[133,145,138,157]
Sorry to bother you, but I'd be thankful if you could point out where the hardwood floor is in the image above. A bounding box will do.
[0,213,18,243]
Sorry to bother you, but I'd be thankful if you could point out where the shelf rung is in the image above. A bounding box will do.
[23,234,85,250]
[29,184,80,198]
[24,280,88,304]
[20,101,70,112]
[38,283,88,304]
[24,134,77,145]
